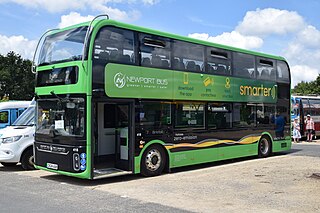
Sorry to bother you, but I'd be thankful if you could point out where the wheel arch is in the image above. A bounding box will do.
[20,145,33,162]
[136,139,171,174]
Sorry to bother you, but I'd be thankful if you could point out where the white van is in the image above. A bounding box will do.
[0,100,35,169]
[0,101,31,129]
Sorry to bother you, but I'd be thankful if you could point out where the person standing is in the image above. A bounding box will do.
[275,112,285,138]
[305,114,315,142]
[292,117,301,143]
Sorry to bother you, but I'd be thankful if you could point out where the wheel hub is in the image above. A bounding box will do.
[145,149,161,171]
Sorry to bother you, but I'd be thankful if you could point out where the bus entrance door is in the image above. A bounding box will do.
[94,102,131,178]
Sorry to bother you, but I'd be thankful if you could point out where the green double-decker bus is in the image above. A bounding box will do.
[33,15,291,179]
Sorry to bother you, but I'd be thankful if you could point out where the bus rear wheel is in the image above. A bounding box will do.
[21,148,35,170]
[141,145,166,177]
[258,136,271,158]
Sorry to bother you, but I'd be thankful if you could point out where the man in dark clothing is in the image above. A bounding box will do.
[275,113,285,138]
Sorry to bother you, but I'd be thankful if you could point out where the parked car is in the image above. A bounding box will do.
[0,100,35,169]
[0,101,31,129]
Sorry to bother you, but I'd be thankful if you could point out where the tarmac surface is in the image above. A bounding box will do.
[1,141,320,212]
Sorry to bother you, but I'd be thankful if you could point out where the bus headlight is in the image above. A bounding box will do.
[1,136,23,144]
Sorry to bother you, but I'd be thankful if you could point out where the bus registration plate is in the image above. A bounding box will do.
[46,163,58,170]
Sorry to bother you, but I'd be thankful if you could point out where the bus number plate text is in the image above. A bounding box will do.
[46,163,58,170]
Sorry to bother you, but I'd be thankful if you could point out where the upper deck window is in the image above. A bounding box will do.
[257,58,276,81]
[94,27,135,65]
[173,40,204,72]
[233,52,255,79]
[206,48,231,75]
[277,61,290,83]
[38,26,88,66]
[139,34,171,69]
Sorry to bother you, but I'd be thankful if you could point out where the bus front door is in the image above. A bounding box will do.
[94,102,131,177]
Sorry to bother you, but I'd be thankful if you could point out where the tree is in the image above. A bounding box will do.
[291,74,320,95]
[0,51,35,100]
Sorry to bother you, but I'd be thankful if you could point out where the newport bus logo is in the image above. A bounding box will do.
[239,84,276,99]
[114,72,126,88]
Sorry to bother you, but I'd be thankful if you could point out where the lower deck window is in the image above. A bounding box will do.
[175,103,204,128]
[208,103,232,129]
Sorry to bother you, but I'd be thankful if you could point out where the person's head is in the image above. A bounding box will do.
[307,114,311,119]
[294,117,298,122]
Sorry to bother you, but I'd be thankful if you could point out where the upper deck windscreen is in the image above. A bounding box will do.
[38,26,88,66]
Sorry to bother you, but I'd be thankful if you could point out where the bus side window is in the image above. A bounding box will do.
[207,48,231,75]
[139,34,171,69]
[257,58,276,81]
[173,40,204,73]
[92,27,135,89]
[277,61,290,82]
[232,52,255,78]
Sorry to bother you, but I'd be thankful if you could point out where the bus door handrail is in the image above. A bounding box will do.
[82,14,109,73]
[31,28,59,74]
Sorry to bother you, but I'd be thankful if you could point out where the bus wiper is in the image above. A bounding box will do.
[50,91,69,102]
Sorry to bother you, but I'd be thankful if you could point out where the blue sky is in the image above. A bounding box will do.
[0,0,319,87]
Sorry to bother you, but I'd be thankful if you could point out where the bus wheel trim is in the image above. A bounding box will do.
[145,149,161,171]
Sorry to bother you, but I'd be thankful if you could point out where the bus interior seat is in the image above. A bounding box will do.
[250,70,257,78]
[99,51,109,61]
[186,61,196,71]
[120,54,131,63]
[151,55,162,67]
[162,60,170,68]
[142,57,151,66]
[216,65,226,74]
[173,58,183,70]
[195,64,201,72]
[270,68,276,79]
[260,69,269,78]
[206,64,214,73]
[109,50,119,61]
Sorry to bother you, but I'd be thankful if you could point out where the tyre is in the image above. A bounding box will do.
[141,145,166,177]
[258,136,272,158]
[1,162,17,167]
[21,148,35,170]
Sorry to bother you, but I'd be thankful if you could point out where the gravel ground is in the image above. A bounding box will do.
[10,143,320,213]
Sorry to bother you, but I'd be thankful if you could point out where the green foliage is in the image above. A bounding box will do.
[0,111,8,123]
[292,74,320,95]
[0,51,34,100]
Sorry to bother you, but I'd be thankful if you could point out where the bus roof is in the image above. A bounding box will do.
[0,101,31,110]
[53,18,286,62]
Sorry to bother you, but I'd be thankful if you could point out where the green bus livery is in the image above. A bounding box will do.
[33,15,291,179]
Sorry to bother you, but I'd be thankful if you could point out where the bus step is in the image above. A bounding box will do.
[93,168,131,179]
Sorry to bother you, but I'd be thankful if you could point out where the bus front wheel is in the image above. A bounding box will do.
[141,145,166,177]
[258,136,271,158]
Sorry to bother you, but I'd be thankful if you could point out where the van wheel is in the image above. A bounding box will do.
[21,149,35,170]
[258,136,271,158]
[1,162,17,167]
[141,145,166,177]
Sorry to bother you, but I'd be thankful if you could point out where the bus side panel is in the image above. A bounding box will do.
[169,143,257,168]
[272,138,291,152]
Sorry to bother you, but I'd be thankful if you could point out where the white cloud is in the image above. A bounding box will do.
[188,31,263,50]
[7,0,85,13]
[296,25,320,48]
[1,0,151,21]
[236,8,305,36]
[0,34,37,59]
[142,0,159,5]
[58,12,94,28]
[290,65,319,88]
